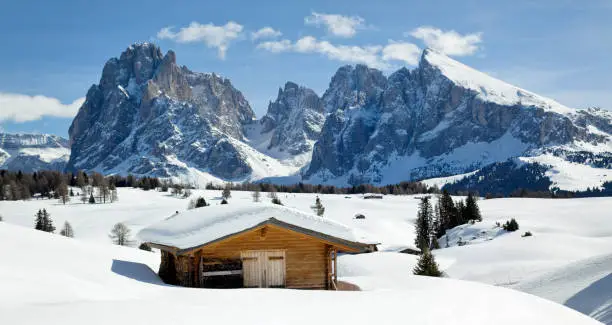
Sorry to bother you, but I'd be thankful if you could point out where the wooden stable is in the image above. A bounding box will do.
[149,219,374,290]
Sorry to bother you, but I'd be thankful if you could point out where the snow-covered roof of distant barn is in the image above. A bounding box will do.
[138,202,377,253]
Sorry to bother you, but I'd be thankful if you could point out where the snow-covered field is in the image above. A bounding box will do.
[1,188,610,324]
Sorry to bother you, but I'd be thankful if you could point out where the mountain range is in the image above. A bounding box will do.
[4,43,612,192]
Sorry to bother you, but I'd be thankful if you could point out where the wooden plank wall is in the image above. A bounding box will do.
[196,225,328,289]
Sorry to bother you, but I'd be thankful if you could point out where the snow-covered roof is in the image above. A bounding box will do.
[138,202,375,251]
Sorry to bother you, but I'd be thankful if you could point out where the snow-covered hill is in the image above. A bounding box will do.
[0,198,601,325]
[513,253,612,324]
[0,133,70,172]
[1,188,611,323]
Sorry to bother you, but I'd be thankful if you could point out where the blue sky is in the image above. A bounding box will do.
[1,0,611,137]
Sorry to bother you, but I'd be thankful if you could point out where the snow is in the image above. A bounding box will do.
[423,49,575,115]
[0,221,599,325]
[1,188,612,324]
[513,253,612,324]
[420,170,479,188]
[520,154,612,191]
[138,202,375,249]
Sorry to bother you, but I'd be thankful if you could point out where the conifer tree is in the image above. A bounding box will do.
[464,192,482,222]
[89,194,96,204]
[311,196,325,217]
[413,248,443,277]
[195,197,207,208]
[60,221,74,238]
[455,200,466,226]
[221,198,228,205]
[42,209,55,233]
[34,209,44,230]
[414,197,433,251]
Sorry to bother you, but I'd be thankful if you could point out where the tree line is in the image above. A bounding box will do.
[0,170,164,202]
[206,180,438,195]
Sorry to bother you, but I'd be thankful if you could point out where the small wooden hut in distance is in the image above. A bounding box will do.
[138,203,376,290]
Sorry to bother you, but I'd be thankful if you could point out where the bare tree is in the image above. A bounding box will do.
[222,183,232,200]
[57,181,70,205]
[252,189,261,202]
[109,223,132,246]
[60,221,75,238]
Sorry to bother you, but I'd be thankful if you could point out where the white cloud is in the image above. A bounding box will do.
[304,12,365,38]
[382,41,421,66]
[257,39,292,53]
[258,37,425,69]
[258,36,387,69]
[0,93,84,123]
[157,21,243,59]
[409,26,482,56]
[251,27,282,40]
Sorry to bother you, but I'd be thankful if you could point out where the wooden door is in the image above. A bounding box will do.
[241,251,263,288]
[241,250,286,288]
[265,250,286,288]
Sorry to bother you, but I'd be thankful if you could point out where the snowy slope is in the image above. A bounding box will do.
[423,49,574,115]
[1,189,612,323]
[0,222,599,325]
[513,253,612,324]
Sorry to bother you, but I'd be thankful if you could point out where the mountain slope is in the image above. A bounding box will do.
[0,133,70,172]
[304,49,612,188]
[67,43,300,182]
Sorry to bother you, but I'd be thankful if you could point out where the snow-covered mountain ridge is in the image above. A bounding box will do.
[15,43,610,190]
[0,133,70,172]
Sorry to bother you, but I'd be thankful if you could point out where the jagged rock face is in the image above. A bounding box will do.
[322,64,387,113]
[305,49,612,184]
[260,82,325,155]
[67,43,255,179]
[0,133,70,172]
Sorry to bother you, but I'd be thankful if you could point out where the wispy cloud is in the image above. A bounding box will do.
[157,21,244,59]
[258,36,422,70]
[258,36,386,68]
[0,93,84,123]
[304,12,365,38]
[251,27,282,41]
[408,26,482,56]
[382,41,421,66]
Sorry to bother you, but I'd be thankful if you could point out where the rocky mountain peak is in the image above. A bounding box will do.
[258,81,325,155]
[322,64,387,113]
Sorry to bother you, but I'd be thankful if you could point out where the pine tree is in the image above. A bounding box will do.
[464,192,482,222]
[195,197,207,208]
[34,209,44,230]
[221,198,228,205]
[414,197,433,251]
[455,200,466,226]
[439,190,456,230]
[89,194,96,204]
[222,183,232,200]
[60,221,74,238]
[311,196,325,217]
[42,209,55,233]
[252,189,261,202]
[80,188,88,204]
[413,249,443,277]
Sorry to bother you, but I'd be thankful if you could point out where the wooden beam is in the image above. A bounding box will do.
[333,248,338,290]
